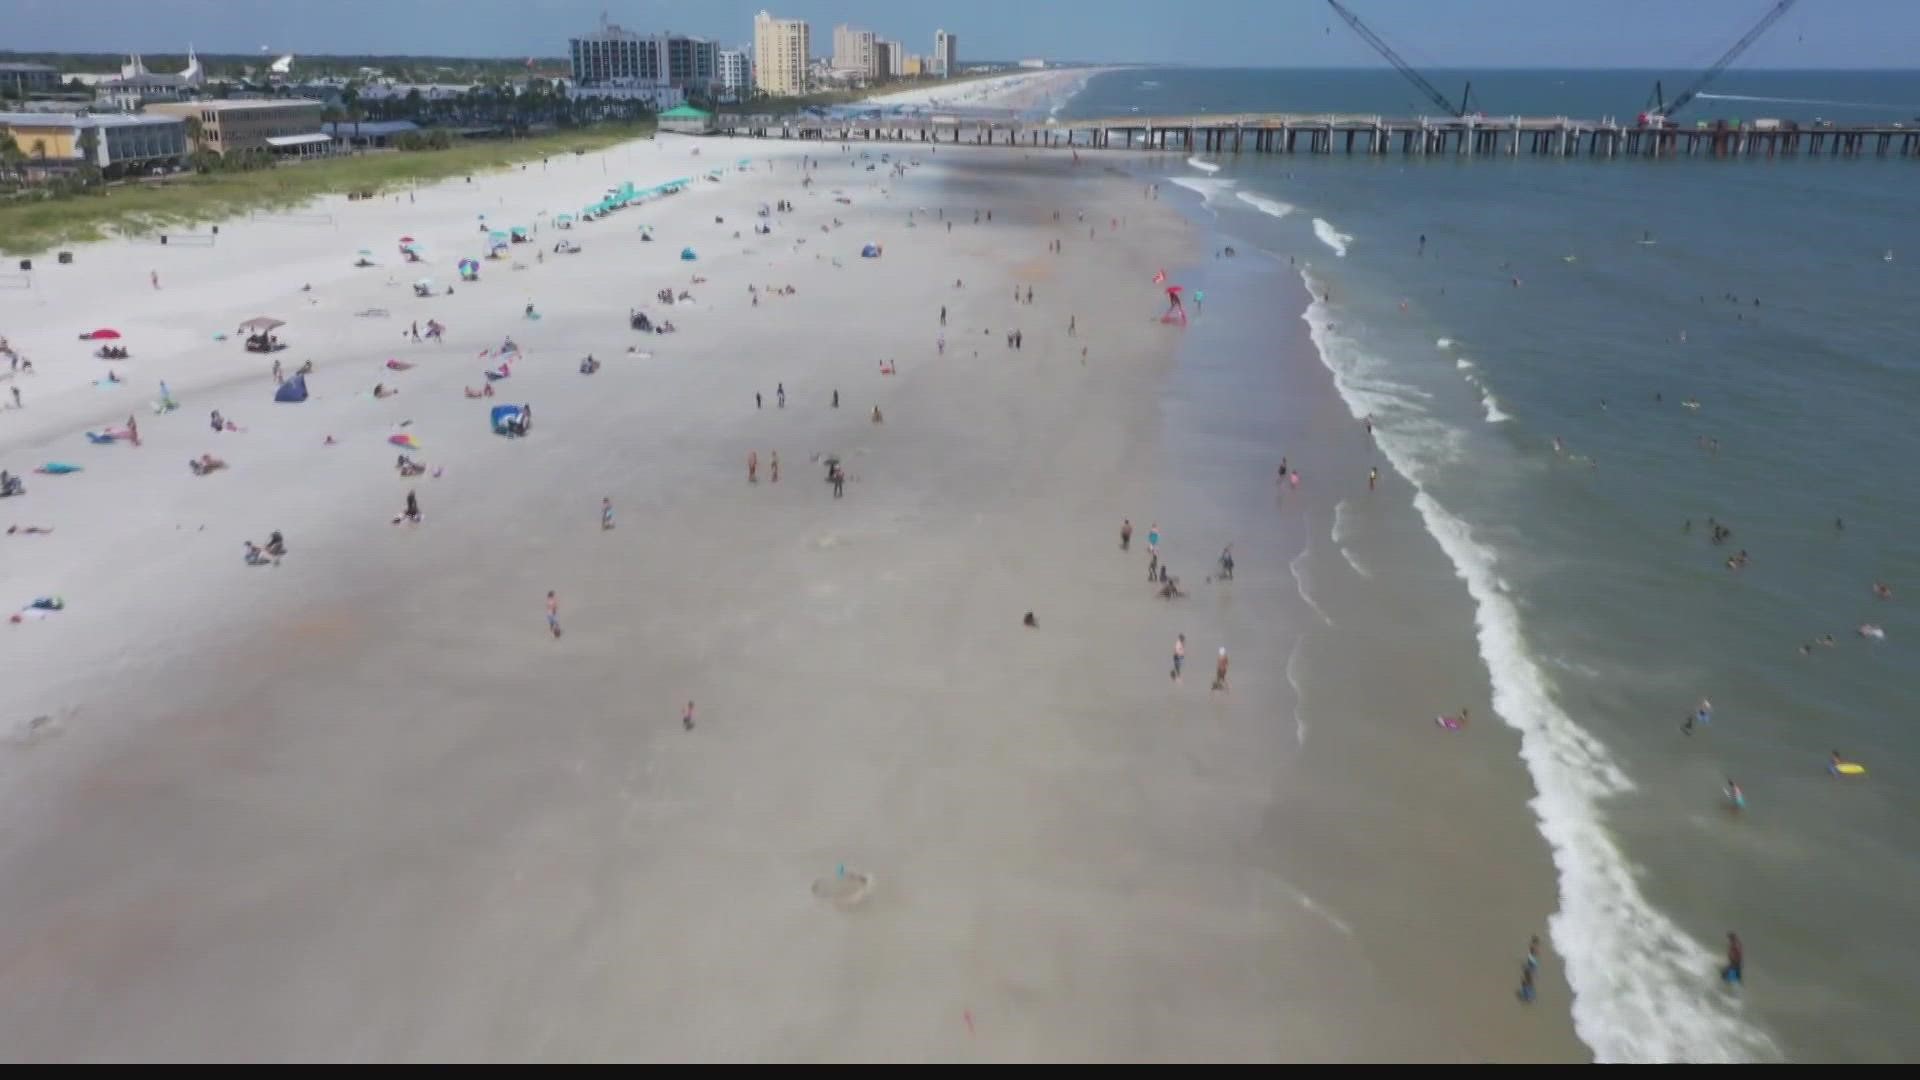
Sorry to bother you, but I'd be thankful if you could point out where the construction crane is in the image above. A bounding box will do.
[1646,0,1800,121]
[1324,0,1475,117]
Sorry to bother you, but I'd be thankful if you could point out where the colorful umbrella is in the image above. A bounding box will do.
[86,328,121,340]
[399,235,416,243]
[388,433,420,449]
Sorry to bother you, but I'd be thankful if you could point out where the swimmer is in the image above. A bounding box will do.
[1872,581,1892,600]
[1725,779,1745,812]
[1857,623,1885,641]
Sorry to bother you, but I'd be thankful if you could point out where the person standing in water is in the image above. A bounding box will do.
[1369,466,1379,491]
[1722,932,1743,985]
[1725,779,1745,812]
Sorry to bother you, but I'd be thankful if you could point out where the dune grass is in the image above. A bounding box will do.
[0,123,656,256]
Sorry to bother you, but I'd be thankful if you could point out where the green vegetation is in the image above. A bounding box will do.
[0,122,654,256]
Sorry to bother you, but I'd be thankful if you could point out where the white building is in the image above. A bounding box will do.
[569,18,718,92]
[933,30,957,78]
[1018,58,1047,70]
[879,40,905,78]
[716,49,750,100]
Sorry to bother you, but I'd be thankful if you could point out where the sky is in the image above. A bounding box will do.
[5,0,1916,70]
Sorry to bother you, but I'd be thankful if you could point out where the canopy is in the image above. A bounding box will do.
[414,277,434,288]
[510,226,529,237]
[274,374,309,403]
[488,230,508,241]
[556,213,574,223]
[238,317,284,333]
[86,328,121,340]
[860,244,880,258]
[357,248,374,255]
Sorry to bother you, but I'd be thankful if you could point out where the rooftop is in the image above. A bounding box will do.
[322,119,421,138]
[0,62,61,73]
[0,111,186,128]
[155,98,324,112]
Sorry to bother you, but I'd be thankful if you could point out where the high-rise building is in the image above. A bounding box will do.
[832,25,877,79]
[753,11,811,97]
[569,18,719,92]
[717,49,750,98]
[878,39,905,78]
[871,41,893,82]
[933,30,957,79]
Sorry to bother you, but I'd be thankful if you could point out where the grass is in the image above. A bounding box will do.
[0,122,656,256]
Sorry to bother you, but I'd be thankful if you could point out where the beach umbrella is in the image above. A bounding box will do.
[86,328,122,340]
[357,248,373,256]
[488,230,508,242]
[399,235,416,243]
[388,433,420,450]
[415,277,435,289]
[237,317,285,333]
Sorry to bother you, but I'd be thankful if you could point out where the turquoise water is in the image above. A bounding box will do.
[1066,69,1920,1062]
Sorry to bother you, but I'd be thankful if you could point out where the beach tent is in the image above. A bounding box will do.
[490,403,528,435]
[238,317,284,334]
[510,226,529,240]
[680,247,697,261]
[274,374,309,403]
[860,243,881,258]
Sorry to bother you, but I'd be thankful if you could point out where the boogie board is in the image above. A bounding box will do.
[1834,762,1866,776]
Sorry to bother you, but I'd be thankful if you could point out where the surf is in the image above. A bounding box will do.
[1299,267,1779,1063]
[1313,218,1352,258]
[1185,155,1221,173]
[1236,191,1295,219]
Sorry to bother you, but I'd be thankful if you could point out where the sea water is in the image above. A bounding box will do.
[1066,69,1920,1062]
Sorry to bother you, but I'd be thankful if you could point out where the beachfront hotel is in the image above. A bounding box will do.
[567,18,719,93]
[752,11,811,97]
[832,25,881,82]
[0,111,187,173]
[933,29,958,78]
[716,49,750,100]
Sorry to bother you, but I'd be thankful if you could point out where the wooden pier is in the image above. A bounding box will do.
[714,112,1920,160]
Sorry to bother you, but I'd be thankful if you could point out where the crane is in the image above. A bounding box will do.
[1324,0,1475,117]
[1647,0,1800,121]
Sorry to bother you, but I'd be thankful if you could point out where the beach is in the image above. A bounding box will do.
[2,132,1582,1062]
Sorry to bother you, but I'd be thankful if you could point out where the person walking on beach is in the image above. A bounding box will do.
[1026,286,1034,305]
[125,415,140,447]
[150,270,160,290]
[832,389,840,408]
[747,450,759,483]
[1212,647,1230,692]
[1147,523,1161,557]
[1369,466,1379,491]
[601,497,615,531]
[683,700,696,731]
[940,305,946,326]
[777,383,786,408]
[770,450,780,483]
[1068,315,1076,336]
[756,392,762,410]
[1147,548,1159,582]
[1171,634,1186,681]
[1722,932,1743,986]
[1120,518,1133,551]
[546,591,562,639]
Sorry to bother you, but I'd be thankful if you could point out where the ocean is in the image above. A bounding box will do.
[1061,69,1920,1062]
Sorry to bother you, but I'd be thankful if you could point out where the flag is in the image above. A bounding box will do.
[1152,269,1166,284]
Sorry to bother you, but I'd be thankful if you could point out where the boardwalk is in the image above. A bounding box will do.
[716,112,1920,160]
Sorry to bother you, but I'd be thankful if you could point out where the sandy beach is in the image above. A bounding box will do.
[2,131,1580,1061]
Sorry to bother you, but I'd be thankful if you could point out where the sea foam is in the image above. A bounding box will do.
[1235,191,1295,219]
[1313,218,1352,257]
[1298,268,1778,1063]
[1186,155,1221,173]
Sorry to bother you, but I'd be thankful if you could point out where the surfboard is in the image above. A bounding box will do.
[1835,762,1866,776]
[1435,715,1464,731]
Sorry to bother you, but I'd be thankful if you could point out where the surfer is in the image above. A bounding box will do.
[1722,933,1743,986]
[1829,751,1845,777]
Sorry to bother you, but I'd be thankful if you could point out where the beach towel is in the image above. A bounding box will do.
[35,462,82,474]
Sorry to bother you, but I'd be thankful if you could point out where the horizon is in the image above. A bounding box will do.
[6,0,1919,70]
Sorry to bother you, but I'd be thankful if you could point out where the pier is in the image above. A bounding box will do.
[714,112,1920,160]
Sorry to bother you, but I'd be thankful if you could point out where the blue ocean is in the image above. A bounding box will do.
[1063,68,1920,1062]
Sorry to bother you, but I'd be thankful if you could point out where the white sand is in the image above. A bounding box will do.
[859,69,1109,113]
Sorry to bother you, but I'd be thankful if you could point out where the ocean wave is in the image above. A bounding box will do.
[1313,217,1352,258]
[1186,155,1221,173]
[1456,357,1476,370]
[1482,391,1512,424]
[1286,637,1308,745]
[1236,191,1295,219]
[1436,337,1455,350]
[1167,176,1235,204]
[1298,268,1779,1063]
[1288,541,1333,627]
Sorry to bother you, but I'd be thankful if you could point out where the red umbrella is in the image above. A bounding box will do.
[398,236,416,243]
[87,328,122,340]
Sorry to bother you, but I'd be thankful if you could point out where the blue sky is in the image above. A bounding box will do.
[6,0,1913,68]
